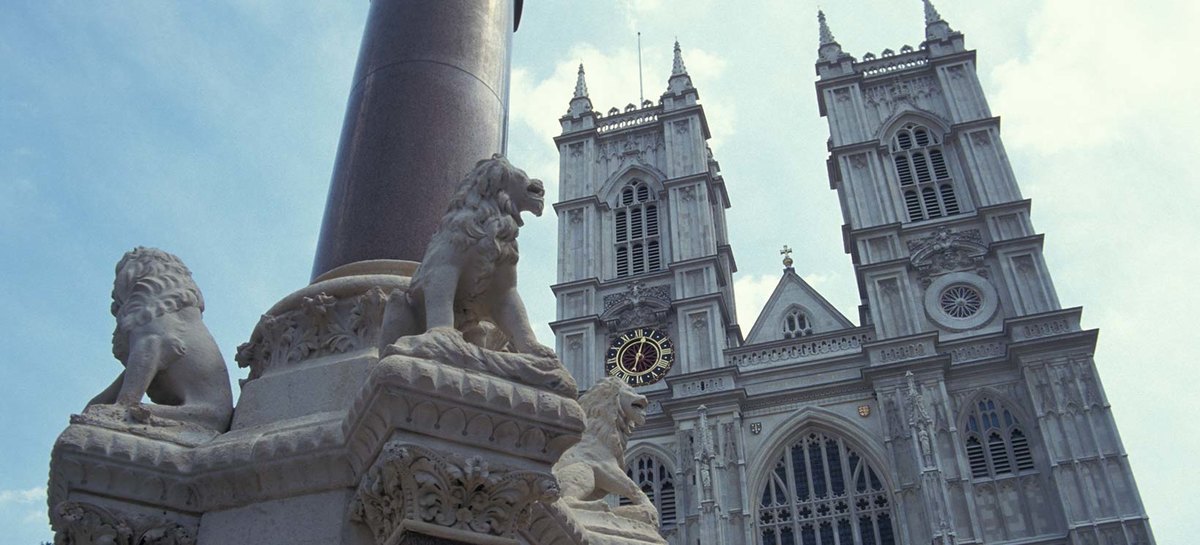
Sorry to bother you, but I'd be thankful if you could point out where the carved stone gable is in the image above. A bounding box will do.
[600,281,672,330]
[907,227,989,286]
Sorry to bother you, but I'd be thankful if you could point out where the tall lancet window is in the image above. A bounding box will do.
[614,179,661,277]
[890,123,960,222]
[620,454,677,528]
[963,397,1037,479]
[758,431,896,545]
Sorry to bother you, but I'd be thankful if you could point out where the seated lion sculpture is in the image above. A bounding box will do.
[552,377,658,526]
[379,154,576,396]
[86,247,233,434]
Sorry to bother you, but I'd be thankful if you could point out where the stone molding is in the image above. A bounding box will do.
[344,354,585,473]
[236,275,407,381]
[350,441,559,544]
[52,501,197,545]
[51,356,584,519]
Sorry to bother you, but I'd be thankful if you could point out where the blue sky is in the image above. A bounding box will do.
[3,1,1197,543]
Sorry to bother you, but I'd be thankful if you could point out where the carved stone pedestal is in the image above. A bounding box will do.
[49,261,586,545]
[346,352,583,545]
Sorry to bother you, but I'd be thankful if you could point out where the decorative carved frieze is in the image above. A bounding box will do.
[879,343,927,363]
[862,75,940,113]
[727,332,872,367]
[237,287,391,380]
[675,376,731,398]
[601,281,672,331]
[949,341,1006,363]
[350,441,559,544]
[52,501,196,545]
[907,227,989,286]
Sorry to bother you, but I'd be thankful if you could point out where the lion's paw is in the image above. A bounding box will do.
[613,504,659,526]
[526,342,557,359]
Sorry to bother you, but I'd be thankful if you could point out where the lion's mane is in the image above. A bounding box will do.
[410,154,528,303]
[111,247,204,361]
[578,377,632,462]
[440,155,524,262]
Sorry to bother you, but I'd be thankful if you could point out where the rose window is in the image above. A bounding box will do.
[939,285,982,318]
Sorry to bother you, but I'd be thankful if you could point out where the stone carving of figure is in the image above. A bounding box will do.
[553,377,658,526]
[376,155,576,397]
[86,247,233,434]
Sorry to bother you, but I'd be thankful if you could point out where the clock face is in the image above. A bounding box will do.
[605,327,674,387]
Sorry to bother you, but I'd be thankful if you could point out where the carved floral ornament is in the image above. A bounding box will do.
[236,287,392,380]
[907,226,989,286]
[53,501,196,545]
[350,441,559,544]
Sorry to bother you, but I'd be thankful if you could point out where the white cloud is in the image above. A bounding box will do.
[991,0,1200,154]
[733,273,779,329]
[0,486,45,505]
[619,0,664,32]
[22,508,47,525]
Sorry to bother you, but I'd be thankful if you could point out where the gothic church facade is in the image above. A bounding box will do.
[549,4,1154,545]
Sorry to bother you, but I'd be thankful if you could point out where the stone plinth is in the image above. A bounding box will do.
[49,262,585,545]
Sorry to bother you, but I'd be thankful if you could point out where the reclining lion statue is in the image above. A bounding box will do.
[553,377,658,526]
[85,247,233,434]
[379,154,576,396]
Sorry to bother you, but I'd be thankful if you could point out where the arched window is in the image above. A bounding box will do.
[758,431,896,545]
[890,123,961,222]
[620,454,677,527]
[614,179,662,277]
[783,309,814,339]
[963,397,1036,479]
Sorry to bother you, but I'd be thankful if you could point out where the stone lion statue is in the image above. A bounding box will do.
[552,377,657,526]
[379,155,576,395]
[86,247,233,434]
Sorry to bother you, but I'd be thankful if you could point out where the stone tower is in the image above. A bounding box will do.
[814,4,1154,544]
[547,5,1156,545]
[551,42,741,392]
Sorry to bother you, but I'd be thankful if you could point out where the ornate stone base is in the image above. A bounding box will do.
[567,509,668,545]
[524,502,666,545]
[50,261,587,545]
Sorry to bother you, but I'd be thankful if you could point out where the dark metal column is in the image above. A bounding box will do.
[311,0,518,280]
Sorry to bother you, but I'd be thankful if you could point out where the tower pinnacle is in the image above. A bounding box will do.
[922,0,942,24]
[664,40,694,98]
[671,40,687,76]
[921,0,957,43]
[818,10,836,46]
[573,63,588,98]
[567,63,593,117]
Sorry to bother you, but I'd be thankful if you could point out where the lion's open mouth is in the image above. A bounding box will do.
[526,182,546,216]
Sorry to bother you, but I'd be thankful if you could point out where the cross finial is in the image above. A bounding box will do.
[780,245,794,269]
[818,10,836,46]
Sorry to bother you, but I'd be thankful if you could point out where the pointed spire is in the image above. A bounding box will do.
[671,40,687,76]
[566,63,593,118]
[663,40,695,101]
[818,10,836,46]
[922,0,942,24]
[920,0,957,44]
[573,63,588,98]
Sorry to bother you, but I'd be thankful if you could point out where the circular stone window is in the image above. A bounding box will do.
[924,272,998,331]
[939,285,983,318]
